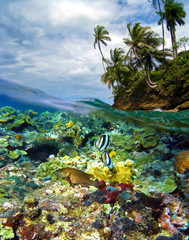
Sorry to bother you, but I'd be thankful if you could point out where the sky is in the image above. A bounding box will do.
[0,0,189,104]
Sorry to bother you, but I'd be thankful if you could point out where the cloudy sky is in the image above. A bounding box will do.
[0,0,189,104]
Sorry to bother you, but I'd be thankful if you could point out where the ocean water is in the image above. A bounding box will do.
[0,78,188,134]
[0,78,189,240]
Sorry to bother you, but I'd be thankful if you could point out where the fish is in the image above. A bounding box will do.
[55,167,99,187]
[102,150,114,170]
[94,134,110,151]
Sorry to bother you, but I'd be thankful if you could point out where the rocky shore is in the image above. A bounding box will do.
[113,86,189,112]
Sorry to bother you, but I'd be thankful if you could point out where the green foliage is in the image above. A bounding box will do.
[161,0,186,57]
[155,58,189,93]
[94,9,188,99]
[177,36,189,51]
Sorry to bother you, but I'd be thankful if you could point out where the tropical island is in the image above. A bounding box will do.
[94,0,189,111]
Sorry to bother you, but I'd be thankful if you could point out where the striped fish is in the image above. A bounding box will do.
[102,150,114,170]
[94,134,110,151]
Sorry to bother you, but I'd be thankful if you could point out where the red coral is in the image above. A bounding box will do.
[97,181,134,204]
[119,183,133,192]
[106,190,120,203]
[98,180,107,194]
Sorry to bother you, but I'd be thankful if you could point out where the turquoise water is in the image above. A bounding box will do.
[0,79,189,240]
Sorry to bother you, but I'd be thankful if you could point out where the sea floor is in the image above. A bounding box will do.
[0,106,189,240]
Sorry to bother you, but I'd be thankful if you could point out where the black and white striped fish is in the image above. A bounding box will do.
[102,150,114,170]
[94,134,110,151]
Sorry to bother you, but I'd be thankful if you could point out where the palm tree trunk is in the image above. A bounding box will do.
[134,49,158,89]
[170,26,177,58]
[157,0,165,54]
[98,41,106,71]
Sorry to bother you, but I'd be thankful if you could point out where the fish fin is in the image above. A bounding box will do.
[65,176,74,187]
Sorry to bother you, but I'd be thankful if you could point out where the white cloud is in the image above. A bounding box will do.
[49,0,113,25]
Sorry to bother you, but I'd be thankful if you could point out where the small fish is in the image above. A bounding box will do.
[55,167,99,187]
[94,134,110,151]
[102,150,114,170]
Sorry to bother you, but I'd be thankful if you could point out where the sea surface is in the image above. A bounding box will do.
[0,78,189,134]
[0,78,189,240]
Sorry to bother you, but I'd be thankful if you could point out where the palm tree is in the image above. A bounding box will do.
[123,22,163,88]
[177,36,189,52]
[140,28,172,71]
[93,25,111,70]
[148,0,165,53]
[101,48,132,91]
[162,0,186,58]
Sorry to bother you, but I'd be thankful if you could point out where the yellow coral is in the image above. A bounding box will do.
[25,116,32,124]
[112,160,134,184]
[87,160,135,184]
[66,121,74,128]
[15,134,22,140]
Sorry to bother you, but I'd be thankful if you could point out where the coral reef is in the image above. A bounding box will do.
[0,106,189,239]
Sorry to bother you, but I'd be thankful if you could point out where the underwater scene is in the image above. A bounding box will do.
[0,80,189,240]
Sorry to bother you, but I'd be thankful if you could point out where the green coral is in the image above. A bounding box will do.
[161,174,177,194]
[141,136,159,148]
[0,107,37,131]
[59,122,90,148]
[7,149,27,160]
[112,127,159,152]
[67,122,85,148]
[35,159,69,183]
[0,220,14,240]
[133,153,155,171]
[132,128,160,149]
[114,149,132,163]
[0,138,9,148]
[8,150,20,159]
[0,106,16,124]
[6,114,32,130]
[113,134,133,150]
[0,187,10,205]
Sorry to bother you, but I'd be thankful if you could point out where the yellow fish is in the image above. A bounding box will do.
[55,167,99,187]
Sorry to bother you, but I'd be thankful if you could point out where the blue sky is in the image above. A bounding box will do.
[0,0,189,104]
